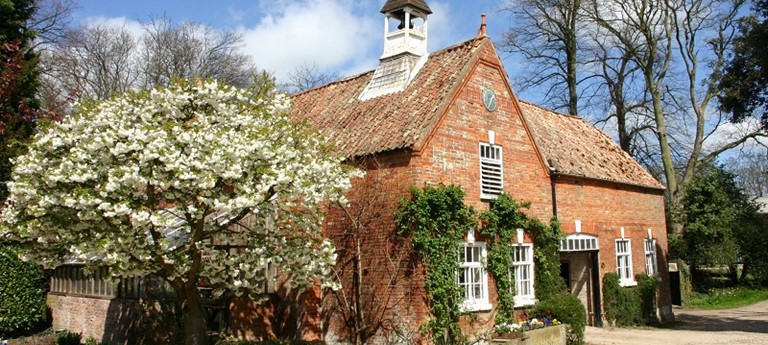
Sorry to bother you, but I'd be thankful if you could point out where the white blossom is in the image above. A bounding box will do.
[0,79,361,299]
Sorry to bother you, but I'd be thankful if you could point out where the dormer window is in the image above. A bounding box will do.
[480,142,503,199]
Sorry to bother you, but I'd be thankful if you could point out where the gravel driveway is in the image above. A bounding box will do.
[585,300,768,345]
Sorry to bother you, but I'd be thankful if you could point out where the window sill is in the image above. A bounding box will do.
[619,280,637,287]
[514,297,537,308]
[480,195,500,201]
[460,301,493,313]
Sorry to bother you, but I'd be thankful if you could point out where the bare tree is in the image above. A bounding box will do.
[726,149,768,198]
[41,23,140,101]
[283,62,340,94]
[586,0,768,210]
[140,16,261,88]
[38,16,269,106]
[499,0,586,115]
[29,0,77,48]
[325,158,418,345]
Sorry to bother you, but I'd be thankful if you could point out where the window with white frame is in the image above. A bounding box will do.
[458,242,491,311]
[512,243,536,306]
[479,142,503,199]
[644,239,658,276]
[615,239,636,286]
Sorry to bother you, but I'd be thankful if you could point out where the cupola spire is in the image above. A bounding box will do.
[359,0,432,101]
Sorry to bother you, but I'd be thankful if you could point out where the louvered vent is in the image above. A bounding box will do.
[480,143,503,199]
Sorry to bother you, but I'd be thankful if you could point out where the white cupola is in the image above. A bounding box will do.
[359,0,432,101]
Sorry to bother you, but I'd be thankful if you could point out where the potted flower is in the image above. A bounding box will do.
[492,322,524,339]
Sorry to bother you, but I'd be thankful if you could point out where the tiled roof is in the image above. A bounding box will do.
[290,36,663,190]
[290,38,481,157]
[520,101,664,189]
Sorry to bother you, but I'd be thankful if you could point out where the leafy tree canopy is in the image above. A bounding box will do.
[1,79,361,344]
[719,0,768,128]
[677,163,757,271]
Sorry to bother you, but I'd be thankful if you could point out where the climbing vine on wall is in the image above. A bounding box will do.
[479,193,564,322]
[478,193,529,323]
[394,183,476,344]
[530,217,567,299]
[396,186,565,342]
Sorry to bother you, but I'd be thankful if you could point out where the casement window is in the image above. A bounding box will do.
[458,241,491,311]
[512,243,536,307]
[645,239,658,276]
[479,142,503,199]
[615,239,636,286]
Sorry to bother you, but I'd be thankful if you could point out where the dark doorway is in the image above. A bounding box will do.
[670,271,682,305]
[560,262,571,292]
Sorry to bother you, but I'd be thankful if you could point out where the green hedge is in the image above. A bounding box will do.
[531,292,586,345]
[0,245,47,337]
[602,273,659,327]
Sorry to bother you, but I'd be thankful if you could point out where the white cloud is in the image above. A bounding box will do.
[238,0,380,82]
[81,16,144,37]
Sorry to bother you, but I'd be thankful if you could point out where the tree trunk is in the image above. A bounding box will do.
[179,284,209,345]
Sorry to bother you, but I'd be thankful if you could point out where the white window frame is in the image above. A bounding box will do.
[615,239,636,287]
[512,243,536,307]
[458,241,492,311]
[479,142,503,199]
[644,238,658,276]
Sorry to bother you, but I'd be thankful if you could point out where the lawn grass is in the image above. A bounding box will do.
[688,287,768,310]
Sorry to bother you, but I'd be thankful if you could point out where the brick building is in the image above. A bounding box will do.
[45,0,671,343]
[290,0,672,343]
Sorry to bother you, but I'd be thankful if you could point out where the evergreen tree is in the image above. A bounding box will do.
[718,0,768,128]
[1,0,40,201]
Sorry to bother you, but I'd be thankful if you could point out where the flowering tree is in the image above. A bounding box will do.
[1,79,359,345]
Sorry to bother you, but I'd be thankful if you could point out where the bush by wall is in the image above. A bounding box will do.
[0,245,47,338]
[637,274,660,325]
[603,273,659,327]
[55,330,82,345]
[531,292,586,345]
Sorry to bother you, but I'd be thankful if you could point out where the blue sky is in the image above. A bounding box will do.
[71,0,527,95]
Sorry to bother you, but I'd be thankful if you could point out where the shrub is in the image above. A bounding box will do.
[531,292,586,345]
[0,245,47,338]
[602,273,660,327]
[602,272,639,326]
[55,330,81,345]
[637,274,660,325]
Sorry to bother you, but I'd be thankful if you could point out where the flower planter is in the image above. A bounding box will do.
[490,324,566,345]
[492,332,526,340]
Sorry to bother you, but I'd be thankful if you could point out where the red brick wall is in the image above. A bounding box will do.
[322,39,672,343]
[322,151,429,344]
[555,176,672,315]
[322,41,558,343]
[47,294,179,344]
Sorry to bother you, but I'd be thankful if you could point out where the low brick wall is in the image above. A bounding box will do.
[48,294,137,343]
[490,324,567,345]
[47,294,180,344]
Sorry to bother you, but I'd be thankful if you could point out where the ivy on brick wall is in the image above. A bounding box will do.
[395,186,566,342]
[479,193,564,323]
[394,184,476,344]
